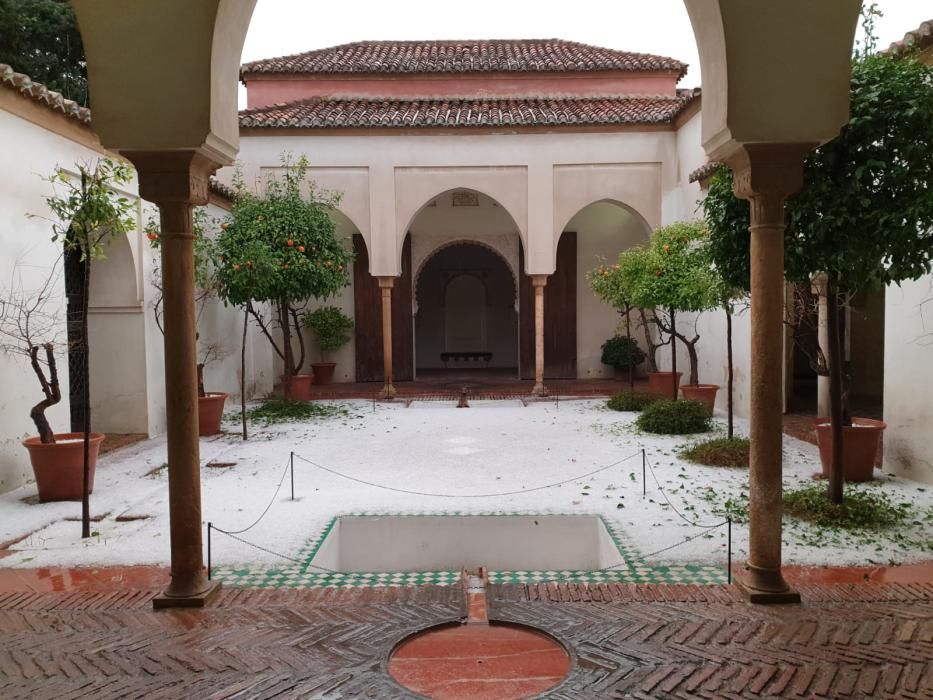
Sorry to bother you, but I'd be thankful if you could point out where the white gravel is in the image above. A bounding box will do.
[1,398,930,570]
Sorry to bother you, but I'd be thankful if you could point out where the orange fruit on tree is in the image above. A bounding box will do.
[287,239,295,247]
[220,222,229,231]
[298,245,305,253]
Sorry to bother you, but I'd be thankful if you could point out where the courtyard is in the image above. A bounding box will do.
[3,398,931,587]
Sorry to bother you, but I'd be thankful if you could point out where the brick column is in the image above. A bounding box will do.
[531,274,548,397]
[728,144,811,604]
[378,276,396,399]
[125,150,221,608]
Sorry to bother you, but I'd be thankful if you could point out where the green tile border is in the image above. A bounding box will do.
[212,511,727,588]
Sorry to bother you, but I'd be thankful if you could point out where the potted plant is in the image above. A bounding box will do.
[1,260,106,502]
[702,45,933,498]
[216,155,353,402]
[599,335,646,381]
[615,222,721,404]
[302,305,354,385]
[23,160,134,527]
[149,209,229,435]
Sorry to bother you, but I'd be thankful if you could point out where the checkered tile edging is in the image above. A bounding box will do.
[211,512,727,589]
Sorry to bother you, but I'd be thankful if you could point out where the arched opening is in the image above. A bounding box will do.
[408,189,522,381]
[86,232,148,434]
[415,243,518,379]
[562,199,652,379]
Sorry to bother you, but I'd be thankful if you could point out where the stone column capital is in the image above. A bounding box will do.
[724,143,814,224]
[810,272,829,296]
[531,274,549,289]
[377,276,396,290]
[123,149,220,207]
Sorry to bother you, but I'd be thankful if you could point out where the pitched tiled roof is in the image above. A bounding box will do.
[688,161,724,184]
[209,177,236,203]
[887,19,933,56]
[241,40,687,79]
[239,92,697,130]
[0,63,91,125]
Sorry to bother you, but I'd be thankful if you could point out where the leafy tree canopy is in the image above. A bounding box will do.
[0,0,87,104]
[618,221,722,313]
[704,53,933,294]
[215,156,353,308]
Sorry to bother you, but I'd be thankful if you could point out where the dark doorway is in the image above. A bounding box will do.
[415,242,517,377]
[353,233,413,382]
[519,232,577,379]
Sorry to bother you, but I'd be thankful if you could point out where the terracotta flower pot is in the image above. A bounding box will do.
[647,371,682,397]
[22,432,105,502]
[814,417,886,483]
[198,392,227,436]
[284,373,314,401]
[681,384,720,415]
[311,362,337,385]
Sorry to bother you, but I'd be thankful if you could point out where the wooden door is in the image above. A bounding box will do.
[518,233,577,379]
[353,234,413,382]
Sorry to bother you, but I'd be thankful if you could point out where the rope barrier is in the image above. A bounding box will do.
[291,449,643,499]
[207,445,734,584]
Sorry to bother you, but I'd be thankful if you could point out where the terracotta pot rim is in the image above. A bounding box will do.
[310,362,337,368]
[682,384,720,390]
[23,432,106,449]
[647,371,683,377]
[813,417,887,431]
[199,392,228,400]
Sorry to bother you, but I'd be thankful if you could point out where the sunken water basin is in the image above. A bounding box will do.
[311,514,624,573]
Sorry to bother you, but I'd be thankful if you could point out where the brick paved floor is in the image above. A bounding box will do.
[1,580,932,699]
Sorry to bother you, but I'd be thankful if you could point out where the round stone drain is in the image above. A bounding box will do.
[388,621,570,699]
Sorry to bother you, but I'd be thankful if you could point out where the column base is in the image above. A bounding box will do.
[381,383,397,400]
[531,383,549,397]
[735,565,801,605]
[153,580,222,610]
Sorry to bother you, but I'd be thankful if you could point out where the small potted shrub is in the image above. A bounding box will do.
[302,306,354,385]
[636,399,712,435]
[1,263,105,502]
[600,335,646,381]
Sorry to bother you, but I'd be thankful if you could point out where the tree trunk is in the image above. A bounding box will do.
[29,344,60,444]
[683,337,699,386]
[639,308,660,373]
[81,249,91,539]
[241,306,248,441]
[279,300,295,399]
[726,306,734,440]
[196,363,206,398]
[625,305,634,391]
[826,279,845,504]
[670,307,678,400]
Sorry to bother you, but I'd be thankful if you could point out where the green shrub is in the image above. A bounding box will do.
[636,399,711,434]
[682,437,750,467]
[600,335,646,370]
[607,391,658,412]
[302,306,354,360]
[238,400,348,425]
[783,483,910,530]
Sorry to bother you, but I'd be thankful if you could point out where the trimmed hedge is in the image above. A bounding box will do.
[636,399,711,434]
[607,391,659,412]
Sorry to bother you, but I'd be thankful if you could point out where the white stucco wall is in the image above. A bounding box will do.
[883,276,933,484]
[0,108,145,491]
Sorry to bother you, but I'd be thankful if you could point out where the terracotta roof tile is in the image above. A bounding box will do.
[688,161,723,184]
[0,63,91,125]
[209,177,236,203]
[239,93,697,130]
[887,19,933,56]
[241,39,687,79]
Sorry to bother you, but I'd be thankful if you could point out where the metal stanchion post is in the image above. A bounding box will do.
[290,451,295,501]
[642,449,646,497]
[727,518,733,584]
[207,522,212,581]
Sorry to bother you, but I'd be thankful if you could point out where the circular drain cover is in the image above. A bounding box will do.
[388,621,570,699]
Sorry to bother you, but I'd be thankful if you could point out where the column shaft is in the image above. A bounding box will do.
[378,277,396,398]
[532,275,548,397]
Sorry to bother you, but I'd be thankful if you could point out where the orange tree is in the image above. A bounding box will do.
[703,49,933,502]
[215,156,352,397]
